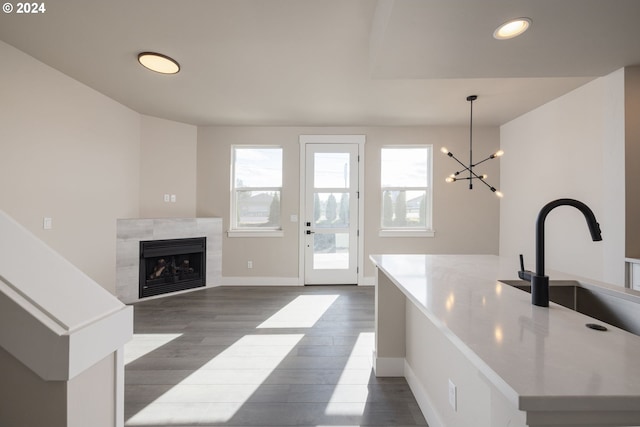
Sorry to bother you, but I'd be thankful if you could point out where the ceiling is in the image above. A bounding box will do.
[1,0,639,127]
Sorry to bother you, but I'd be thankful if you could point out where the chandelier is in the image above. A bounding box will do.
[441,95,503,197]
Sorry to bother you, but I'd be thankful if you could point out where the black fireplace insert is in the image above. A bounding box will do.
[139,237,206,298]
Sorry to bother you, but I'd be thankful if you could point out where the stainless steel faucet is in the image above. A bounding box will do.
[519,198,602,307]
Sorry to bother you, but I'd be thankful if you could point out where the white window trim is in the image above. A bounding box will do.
[228,229,284,238]
[379,144,434,237]
[378,229,435,238]
[229,145,283,237]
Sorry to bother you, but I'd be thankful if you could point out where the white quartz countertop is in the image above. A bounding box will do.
[370,254,640,412]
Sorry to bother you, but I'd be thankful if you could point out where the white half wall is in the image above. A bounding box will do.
[499,69,626,285]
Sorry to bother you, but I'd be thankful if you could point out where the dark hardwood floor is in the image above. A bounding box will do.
[125,285,427,426]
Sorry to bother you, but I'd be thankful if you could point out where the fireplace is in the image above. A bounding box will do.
[139,237,206,298]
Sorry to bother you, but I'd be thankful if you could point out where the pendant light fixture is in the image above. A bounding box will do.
[441,95,504,197]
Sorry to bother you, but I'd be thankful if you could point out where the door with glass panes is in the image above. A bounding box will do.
[304,143,359,284]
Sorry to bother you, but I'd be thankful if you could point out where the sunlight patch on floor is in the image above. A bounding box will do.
[126,402,240,425]
[124,333,183,365]
[125,333,304,425]
[257,294,339,328]
[325,332,374,415]
[324,401,368,416]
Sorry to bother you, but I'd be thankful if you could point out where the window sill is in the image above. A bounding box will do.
[227,229,284,238]
[378,229,435,238]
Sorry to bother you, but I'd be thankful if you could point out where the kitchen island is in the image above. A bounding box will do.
[371,254,640,427]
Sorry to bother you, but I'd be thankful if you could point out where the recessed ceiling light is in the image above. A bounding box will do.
[137,52,180,74]
[493,17,531,40]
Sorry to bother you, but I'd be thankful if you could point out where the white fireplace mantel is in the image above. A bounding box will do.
[116,217,222,304]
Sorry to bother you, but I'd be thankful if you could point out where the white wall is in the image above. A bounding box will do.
[0,38,502,289]
[0,346,67,426]
[364,126,501,278]
[140,115,197,218]
[0,42,200,293]
[499,69,625,285]
[197,125,500,281]
[625,66,640,258]
[0,40,141,293]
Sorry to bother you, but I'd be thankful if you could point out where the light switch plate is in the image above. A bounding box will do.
[43,217,53,230]
[448,379,457,411]
[170,194,176,203]
[164,194,170,202]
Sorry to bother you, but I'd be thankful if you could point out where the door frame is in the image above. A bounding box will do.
[298,135,365,285]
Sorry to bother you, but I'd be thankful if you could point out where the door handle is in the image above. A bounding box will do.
[306,230,315,234]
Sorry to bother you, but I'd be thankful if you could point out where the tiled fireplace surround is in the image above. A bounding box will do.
[116,218,222,304]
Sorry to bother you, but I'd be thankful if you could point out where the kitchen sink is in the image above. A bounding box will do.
[500,279,640,336]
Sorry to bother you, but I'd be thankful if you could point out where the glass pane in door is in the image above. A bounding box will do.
[313,192,350,227]
[313,233,349,270]
[314,153,350,188]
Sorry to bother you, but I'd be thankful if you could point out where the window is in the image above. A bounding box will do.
[380,146,433,236]
[230,146,283,236]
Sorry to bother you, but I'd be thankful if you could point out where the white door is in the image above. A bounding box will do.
[303,143,359,284]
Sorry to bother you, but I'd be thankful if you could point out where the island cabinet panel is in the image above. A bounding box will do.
[373,267,406,376]
[405,302,525,427]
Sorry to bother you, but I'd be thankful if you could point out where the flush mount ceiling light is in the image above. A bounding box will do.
[493,17,531,40]
[441,95,504,197]
[137,52,180,74]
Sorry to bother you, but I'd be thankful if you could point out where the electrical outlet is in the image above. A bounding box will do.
[247,260,253,269]
[170,194,176,203]
[448,379,457,411]
[43,217,53,230]
[164,194,170,202]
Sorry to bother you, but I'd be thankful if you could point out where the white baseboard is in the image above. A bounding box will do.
[220,277,303,286]
[372,351,405,377]
[221,276,376,287]
[359,276,375,286]
[404,360,444,427]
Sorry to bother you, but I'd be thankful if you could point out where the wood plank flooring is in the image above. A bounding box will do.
[125,285,427,426]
